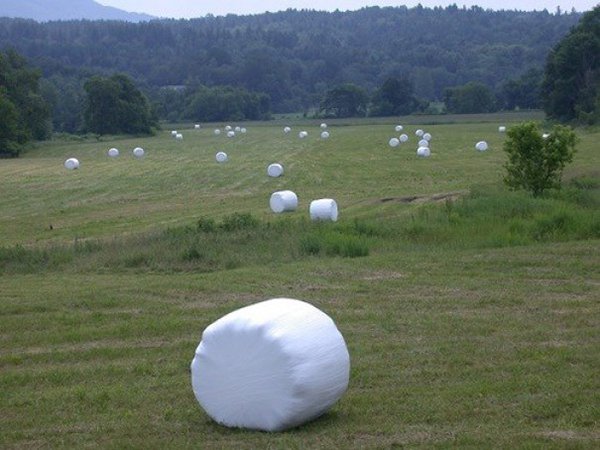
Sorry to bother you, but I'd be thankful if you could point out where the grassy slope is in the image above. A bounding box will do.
[1,113,598,448]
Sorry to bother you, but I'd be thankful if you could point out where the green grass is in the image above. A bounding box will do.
[1,113,599,448]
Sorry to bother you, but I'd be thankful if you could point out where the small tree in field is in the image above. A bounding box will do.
[503,122,577,197]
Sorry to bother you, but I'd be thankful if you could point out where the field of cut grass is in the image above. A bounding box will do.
[1,112,599,448]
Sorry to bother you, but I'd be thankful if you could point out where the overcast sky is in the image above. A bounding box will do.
[96,1,598,18]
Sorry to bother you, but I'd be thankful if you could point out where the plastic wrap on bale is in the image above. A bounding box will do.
[190,298,350,432]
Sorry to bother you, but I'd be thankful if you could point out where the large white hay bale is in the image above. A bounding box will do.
[270,190,298,213]
[227,131,235,138]
[267,163,284,178]
[417,146,431,157]
[216,151,228,163]
[321,131,330,139]
[133,147,145,158]
[195,124,201,129]
[171,130,178,136]
[64,157,80,170]
[310,198,338,222]
[299,131,308,139]
[542,133,550,139]
[418,139,429,148]
[108,148,119,158]
[225,125,232,131]
[399,134,409,143]
[415,129,424,137]
[498,126,506,133]
[395,125,403,132]
[320,123,328,129]
[423,132,432,141]
[214,129,221,136]
[176,133,183,140]
[475,141,488,152]
[234,126,241,132]
[241,127,247,134]
[388,137,400,148]
[190,298,350,432]
[284,126,291,134]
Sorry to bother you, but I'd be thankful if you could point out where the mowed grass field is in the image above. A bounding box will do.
[1,112,599,448]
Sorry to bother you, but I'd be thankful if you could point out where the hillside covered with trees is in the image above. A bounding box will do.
[0,6,584,131]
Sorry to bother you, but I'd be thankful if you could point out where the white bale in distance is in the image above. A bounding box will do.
[214,129,221,136]
[399,134,409,143]
[542,133,550,139]
[267,163,284,178]
[320,123,327,129]
[498,126,506,133]
[225,125,232,131]
[423,132,432,141]
[64,157,80,170]
[235,126,241,132]
[133,147,145,158]
[321,131,330,139]
[299,131,308,139]
[195,124,201,129]
[241,127,247,134]
[270,190,298,213]
[108,147,119,158]
[417,146,431,157]
[395,125,403,132]
[475,141,489,152]
[227,131,235,138]
[310,198,338,222]
[216,151,228,163]
[176,133,183,140]
[284,126,291,134]
[418,139,429,148]
[416,129,424,137]
[190,298,350,432]
[389,137,400,147]
[171,130,178,136]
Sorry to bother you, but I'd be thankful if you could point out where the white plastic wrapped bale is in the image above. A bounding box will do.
[64,158,80,170]
[267,163,284,178]
[235,126,241,132]
[299,131,308,139]
[133,147,145,158]
[417,146,431,157]
[320,123,328,129]
[395,125,403,132]
[227,131,235,138]
[399,134,409,143]
[423,132,432,141]
[542,133,550,139]
[191,298,350,432]
[216,151,228,163]
[475,141,488,152]
[195,124,201,129]
[418,139,429,148]
[321,131,330,139]
[108,148,119,158]
[284,126,291,134]
[225,125,232,131]
[310,198,338,222]
[498,126,506,133]
[270,190,298,213]
[214,129,221,136]
[241,127,247,134]
[171,130,178,136]
[415,129,424,137]
[388,137,400,148]
[176,133,183,140]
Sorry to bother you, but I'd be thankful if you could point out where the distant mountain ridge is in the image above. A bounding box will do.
[0,0,154,22]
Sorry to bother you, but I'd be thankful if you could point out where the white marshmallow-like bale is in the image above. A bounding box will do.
[321,131,330,139]
[498,126,506,133]
[542,133,550,139]
[108,148,119,158]
[214,129,221,136]
[64,158,80,170]
[389,137,400,148]
[191,298,350,432]
[284,126,291,134]
[415,129,424,137]
[299,131,308,139]
[216,151,228,163]
[195,124,201,129]
[225,125,232,131]
[270,190,298,213]
[399,134,409,143]
[227,131,235,138]
[320,123,328,129]
[423,132,432,141]
[475,141,488,152]
[235,126,241,132]
[310,198,338,222]
[171,130,178,136]
[418,139,429,148]
[417,146,431,157]
[176,133,183,140]
[395,125,403,132]
[241,127,247,134]
[133,147,145,158]
[267,163,284,178]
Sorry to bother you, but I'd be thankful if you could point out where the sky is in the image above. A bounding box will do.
[96,1,598,19]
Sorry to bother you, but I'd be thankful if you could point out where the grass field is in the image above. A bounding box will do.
[1,112,599,448]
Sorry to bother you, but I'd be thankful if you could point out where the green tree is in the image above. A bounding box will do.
[500,68,543,110]
[0,88,25,157]
[542,6,600,123]
[83,74,156,135]
[443,81,497,114]
[320,84,368,118]
[370,77,419,116]
[503,122,577,197]
[183,85,270,122]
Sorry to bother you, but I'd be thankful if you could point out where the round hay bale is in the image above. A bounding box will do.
[310,198,338,222]
[227,131,235,138]
[216,151,228,163]
[64,158,80,170]
[235,126,241,132]
[299,131,308,139]
[320,123,328,129]
[417,146,431,157]
[171,130,178,136]
[498,126,506,133]
[321,131,330,139]
[225,125,232,131]
[423,133,432,141]
[418,139,429,148]
[389,137,400,148]
[176,133,183,140]
[475,141,488,152]
[542,133,550,139]
[270,190,298,213]
[133,147,145,158]
[108,148,119,158]
[241,127,247,134]
[214,129,221,136]
[190,298,350,432]
[395,125,403,132]
[415,129,424,137]
[284,126,291,134]
[195,124,201,129]
[399,134,409,143]
[267,163,284,178]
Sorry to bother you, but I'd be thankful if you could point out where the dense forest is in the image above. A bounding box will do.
[0,6,583,131]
